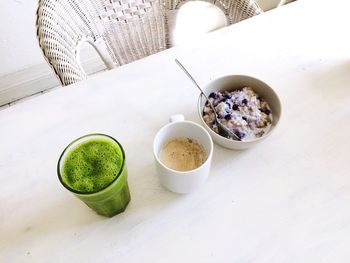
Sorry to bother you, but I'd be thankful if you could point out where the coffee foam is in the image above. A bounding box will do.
[159,137,207,172]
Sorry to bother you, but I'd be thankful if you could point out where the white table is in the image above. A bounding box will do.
[1,1,350,262]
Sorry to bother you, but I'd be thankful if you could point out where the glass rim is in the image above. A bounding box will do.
[57,133,126,195]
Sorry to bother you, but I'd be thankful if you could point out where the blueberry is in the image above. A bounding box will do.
[242,99,248,105]
[260,108,271,115]
[224,114,232,120]
[225,102,232,108]
[209,92,216,99]
[234,131,245,140]
[242,116,247,121]
[224,93,232,99]
[232,104,239,111]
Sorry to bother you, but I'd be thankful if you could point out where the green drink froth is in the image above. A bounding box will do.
[62,139,123,193]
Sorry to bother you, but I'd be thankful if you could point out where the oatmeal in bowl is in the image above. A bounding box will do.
[198,75,281,150]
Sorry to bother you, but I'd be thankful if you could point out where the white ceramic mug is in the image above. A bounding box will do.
[153,114,213,194]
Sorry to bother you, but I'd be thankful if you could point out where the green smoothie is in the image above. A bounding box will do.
[62,138,123,193]
[58,134,131,217]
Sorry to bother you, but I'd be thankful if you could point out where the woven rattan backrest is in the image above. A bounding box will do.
[37,0,262,86]
[37,0,167,85]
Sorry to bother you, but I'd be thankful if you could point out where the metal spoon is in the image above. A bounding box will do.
[174,59,240,141]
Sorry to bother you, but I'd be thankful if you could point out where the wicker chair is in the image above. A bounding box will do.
[36,0,262,86]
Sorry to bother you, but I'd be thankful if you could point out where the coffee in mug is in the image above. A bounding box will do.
[159,137,207,171]
[153,114,213,194]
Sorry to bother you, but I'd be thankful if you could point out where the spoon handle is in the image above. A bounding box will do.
[174,59,209,101]
[174,59,240,141]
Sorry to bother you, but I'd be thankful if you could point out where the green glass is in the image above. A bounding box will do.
[57,134,130,217]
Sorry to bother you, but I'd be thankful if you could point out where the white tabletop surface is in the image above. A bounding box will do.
[1,0,350,262]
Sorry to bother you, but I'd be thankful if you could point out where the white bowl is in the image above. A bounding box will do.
[197,75,282,150]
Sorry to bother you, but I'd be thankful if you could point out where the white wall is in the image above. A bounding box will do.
[0,0,47,76]
[0,0,107,106]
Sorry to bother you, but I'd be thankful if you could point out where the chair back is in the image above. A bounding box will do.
[37,0,262,86]
[37,0,167,85]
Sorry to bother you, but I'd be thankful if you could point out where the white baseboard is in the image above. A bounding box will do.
[0,63,60,107]
[0,46,106,107]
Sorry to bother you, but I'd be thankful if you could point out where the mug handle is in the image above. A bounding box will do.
[169,114,184,123]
